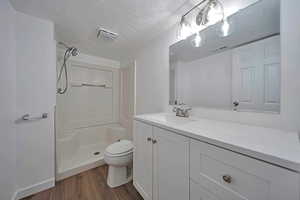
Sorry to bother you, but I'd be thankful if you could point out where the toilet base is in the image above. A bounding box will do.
[107,165,132,188]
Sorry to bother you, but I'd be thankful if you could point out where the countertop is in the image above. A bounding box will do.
[134,113,300,172]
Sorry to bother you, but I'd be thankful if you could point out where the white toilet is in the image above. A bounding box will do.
[104,139,134,188]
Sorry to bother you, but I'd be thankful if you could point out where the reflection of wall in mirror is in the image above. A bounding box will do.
[173,35,280,113]
[175,50,233,110]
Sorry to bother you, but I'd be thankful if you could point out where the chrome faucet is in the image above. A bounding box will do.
[173,103,192,118]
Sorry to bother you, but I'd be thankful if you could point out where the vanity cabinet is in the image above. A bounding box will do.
[190,140,299,200]
[133,121,189,200]
[134,119,300,200]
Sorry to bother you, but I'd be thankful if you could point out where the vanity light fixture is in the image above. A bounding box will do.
[220,17,231,37]
[179,16,193,40]
[192,32,203,47]
[179,0,233,44]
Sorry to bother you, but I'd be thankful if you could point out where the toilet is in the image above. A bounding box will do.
[104,140,134,188]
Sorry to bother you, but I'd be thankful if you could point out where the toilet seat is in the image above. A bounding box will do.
[105,140,133,157]
[105,149,133,157]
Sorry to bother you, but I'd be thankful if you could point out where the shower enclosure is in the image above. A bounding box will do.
[55,50,134,180]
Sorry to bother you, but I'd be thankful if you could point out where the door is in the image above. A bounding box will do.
[232,35,280,113]
[15,13,56,192]
[133,121,153,200]
[153,127,189,200]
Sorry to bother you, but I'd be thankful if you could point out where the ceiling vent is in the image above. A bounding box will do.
[97,28,119,41]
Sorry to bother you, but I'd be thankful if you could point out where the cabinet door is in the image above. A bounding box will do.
[153,127,189,200]
[133,121,153,200]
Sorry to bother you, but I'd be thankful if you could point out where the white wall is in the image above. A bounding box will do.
[120,62,136,139]
[134,0,300,131]
[0,0,17,199]
[15,12,56,199]
[135,29,177,114]
[59,49,120,68]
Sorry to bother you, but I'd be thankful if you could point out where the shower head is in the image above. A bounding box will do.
[58,42,79,57]
[57,43,79,95]
[69,47,79,56]
[65,47,79,59]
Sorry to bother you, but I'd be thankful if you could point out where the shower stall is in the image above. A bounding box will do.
[55,46,135,180]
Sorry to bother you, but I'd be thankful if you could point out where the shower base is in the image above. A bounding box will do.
[56,143,106,181]
[56,123,127,181]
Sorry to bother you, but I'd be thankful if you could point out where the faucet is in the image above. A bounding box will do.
[173,102,192,118]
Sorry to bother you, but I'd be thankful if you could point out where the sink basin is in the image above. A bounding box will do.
[149,113,197,125]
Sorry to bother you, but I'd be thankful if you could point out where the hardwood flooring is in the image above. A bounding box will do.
[22,165,143,200]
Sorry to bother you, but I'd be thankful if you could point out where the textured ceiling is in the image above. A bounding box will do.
[10,0,258,62]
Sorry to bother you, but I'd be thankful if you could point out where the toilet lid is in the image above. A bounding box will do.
[105,140,133,155]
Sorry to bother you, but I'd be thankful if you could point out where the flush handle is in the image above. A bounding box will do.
[222,175,232,183]
[147,137,152,142]
[152,139,157,144]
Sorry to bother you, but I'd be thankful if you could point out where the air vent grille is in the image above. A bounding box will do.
[97,28,118,41]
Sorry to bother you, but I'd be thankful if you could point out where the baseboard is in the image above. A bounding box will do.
[14,178,55,200]
[133,180,148,199]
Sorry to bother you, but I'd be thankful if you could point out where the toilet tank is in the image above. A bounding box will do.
[106,124,128,143]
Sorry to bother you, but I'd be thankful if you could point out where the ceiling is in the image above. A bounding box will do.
[10,0,258,62]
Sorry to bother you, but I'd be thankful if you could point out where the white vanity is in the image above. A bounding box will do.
[133,113,300,200]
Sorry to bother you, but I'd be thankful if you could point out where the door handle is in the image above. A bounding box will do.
[22,113,48,121]
[233,101,239,107]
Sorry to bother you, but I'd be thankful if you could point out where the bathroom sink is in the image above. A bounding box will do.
[148,113,197,126]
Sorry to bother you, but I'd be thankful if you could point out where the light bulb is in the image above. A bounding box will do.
[192,32,203,47]
[179,17,193,40]
[219,17,233,37]
[222,19,230,36]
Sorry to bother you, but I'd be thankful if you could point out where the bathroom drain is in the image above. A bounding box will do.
[93,152,100,155]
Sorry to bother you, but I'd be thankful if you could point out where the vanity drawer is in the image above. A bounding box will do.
[190,139,300,200]
[190,179,221,200]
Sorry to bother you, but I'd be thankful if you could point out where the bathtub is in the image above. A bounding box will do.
[56,123,127,180]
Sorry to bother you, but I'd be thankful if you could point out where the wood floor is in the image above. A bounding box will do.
[22,165,143,200]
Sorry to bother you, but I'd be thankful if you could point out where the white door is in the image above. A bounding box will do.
[153,127,189,200]
[133,121,153,200]
[232,35,280,113]
[15,13,56,191]
[261,36,281,112]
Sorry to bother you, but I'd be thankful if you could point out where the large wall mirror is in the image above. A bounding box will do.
[169,0,281,114]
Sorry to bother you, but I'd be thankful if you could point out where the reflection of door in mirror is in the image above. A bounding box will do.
[232,35,280,113]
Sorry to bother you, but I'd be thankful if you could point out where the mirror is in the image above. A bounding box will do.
[169,0,280,113]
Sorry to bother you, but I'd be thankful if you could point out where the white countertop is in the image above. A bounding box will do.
[134,113,300,172]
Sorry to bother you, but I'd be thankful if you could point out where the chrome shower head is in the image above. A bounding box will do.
[58,42,79,57]
[69,47,79,56]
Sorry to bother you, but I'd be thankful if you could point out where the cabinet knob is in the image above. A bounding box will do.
[152,139,157,144]
[147,137,152,142]
[222,175,232,183]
